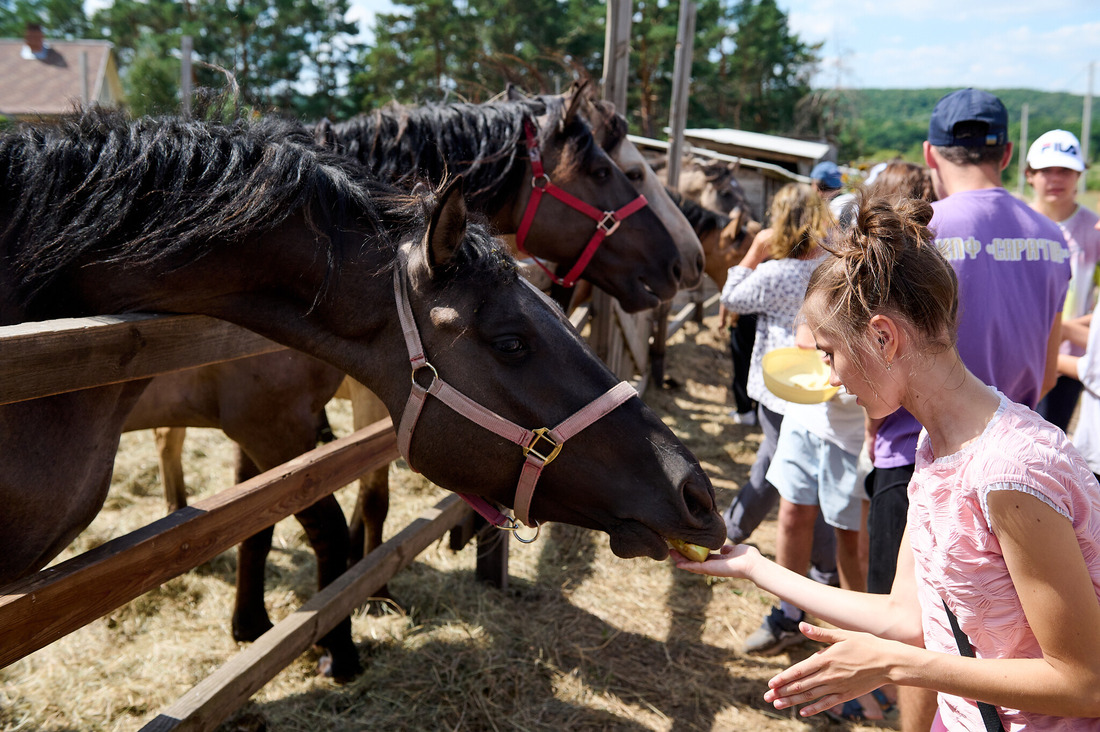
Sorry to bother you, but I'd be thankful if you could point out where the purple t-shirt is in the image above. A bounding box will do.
[874,188,1071,468]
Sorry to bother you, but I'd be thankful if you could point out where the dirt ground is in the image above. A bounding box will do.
[0,309,896,732]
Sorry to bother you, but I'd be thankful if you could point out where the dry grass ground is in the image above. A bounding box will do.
[0,312,894,732]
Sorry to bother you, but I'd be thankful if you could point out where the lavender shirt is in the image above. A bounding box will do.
[874,188,1071,468]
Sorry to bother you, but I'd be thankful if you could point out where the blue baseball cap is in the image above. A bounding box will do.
[928,89,1008,147]
[810,160,842,189]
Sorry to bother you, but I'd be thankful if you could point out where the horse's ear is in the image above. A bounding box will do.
[314,118,336,149]
[506,83,524,101]
[562,81,588,130]
[426,176,468,271]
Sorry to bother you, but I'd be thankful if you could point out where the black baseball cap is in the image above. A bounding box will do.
[927,89,1008,147]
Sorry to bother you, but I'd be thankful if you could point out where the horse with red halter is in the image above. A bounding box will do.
[131,86,706,643]
[0,109,726,679]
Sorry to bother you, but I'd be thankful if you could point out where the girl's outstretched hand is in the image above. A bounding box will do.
[672,543,758,579]
[763,623,894,717]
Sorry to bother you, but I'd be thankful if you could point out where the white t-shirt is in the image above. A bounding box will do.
[782,389,865,456]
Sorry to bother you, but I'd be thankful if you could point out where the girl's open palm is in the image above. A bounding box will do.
[672,543,757,579]
[764,623,895,717]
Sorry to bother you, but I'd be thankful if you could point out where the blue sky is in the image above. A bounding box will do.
[347,0,1099,95]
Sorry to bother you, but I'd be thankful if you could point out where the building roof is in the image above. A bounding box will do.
[0,38,122,117]
[679,128,832,168]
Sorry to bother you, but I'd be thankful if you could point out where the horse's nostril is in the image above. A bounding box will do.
[681,469,715,519]
[671,260,683,282]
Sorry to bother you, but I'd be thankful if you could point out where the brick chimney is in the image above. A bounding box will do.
[23,23,45,55]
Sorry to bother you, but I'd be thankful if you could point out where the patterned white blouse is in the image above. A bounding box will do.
[720,254,822,415]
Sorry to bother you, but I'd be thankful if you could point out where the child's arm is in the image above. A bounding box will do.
[673,539,923,645]
[764,490,1100,719]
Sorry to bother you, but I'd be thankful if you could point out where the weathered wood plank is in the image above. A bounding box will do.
[0,313,285,406]
[138,493,471,732]
[0,419,399,669]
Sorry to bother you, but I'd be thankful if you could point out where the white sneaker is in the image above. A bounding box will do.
[729,410,757,426]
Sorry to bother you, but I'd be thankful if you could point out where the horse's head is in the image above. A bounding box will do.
[511,85,685,312]
[384,178,725,558]
[680,159,752,220]
[576,92,704,290]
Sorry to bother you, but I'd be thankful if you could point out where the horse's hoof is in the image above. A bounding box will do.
[232,616,274,643]
[316,647,363,683]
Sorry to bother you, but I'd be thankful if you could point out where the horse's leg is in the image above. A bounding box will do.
[154,426,188,512]
[649,301,673,388]
[231,447,276,643]
[232,443,360,680]
[347,380,392,610]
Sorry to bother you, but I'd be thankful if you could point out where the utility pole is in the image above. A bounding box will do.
[1017,103,1029,198]
[1080,61,1094,196]
[181,36,193,119]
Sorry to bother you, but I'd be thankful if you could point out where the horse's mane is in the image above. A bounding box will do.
[327,97,551,213]
[664,187,729,237]
[0,108,470,306]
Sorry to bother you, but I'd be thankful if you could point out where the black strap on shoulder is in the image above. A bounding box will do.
[942,600,1006,732]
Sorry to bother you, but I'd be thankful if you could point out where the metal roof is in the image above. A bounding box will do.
[679,128,832,165]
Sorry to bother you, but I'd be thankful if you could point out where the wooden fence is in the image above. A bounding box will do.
[0,284,717,730]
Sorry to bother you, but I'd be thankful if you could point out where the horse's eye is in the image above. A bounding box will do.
[494,336,527,356]
[626,168,644,183]
[593,165,612,182]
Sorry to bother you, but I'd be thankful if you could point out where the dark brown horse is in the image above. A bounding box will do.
[0,110,726,678]
[134,88,706,643]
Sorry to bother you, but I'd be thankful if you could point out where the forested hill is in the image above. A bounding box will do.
[846,88,1098,163]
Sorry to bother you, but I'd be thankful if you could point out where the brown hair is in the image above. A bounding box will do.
[766,182,828,260]
[932,144,1007,167]
[802,193,958,369]
[867,161,937,203]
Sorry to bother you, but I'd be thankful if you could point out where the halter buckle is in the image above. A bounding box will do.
[523,427,562,465]
[597,210,621,236]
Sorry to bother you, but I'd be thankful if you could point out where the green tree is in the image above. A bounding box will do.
[348,0,605,111]
[91,0,360,118]
[1,0,88,39]
[720,0,819,133]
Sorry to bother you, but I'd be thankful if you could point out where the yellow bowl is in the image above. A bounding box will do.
[761,347,839,404]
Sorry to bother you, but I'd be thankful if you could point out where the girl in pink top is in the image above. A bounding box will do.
[676,193,1100,729]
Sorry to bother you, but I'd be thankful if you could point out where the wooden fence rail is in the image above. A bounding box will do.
[0,417,399,668]
[1,290,720,730]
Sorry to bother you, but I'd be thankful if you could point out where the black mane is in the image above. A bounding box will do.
[327,97,551,214]
[664,187,729,237]
[0,108,516,311]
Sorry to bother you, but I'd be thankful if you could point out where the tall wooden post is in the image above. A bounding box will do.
[594,0,633,376]
[181,36,193,119]
[666,1,696,191]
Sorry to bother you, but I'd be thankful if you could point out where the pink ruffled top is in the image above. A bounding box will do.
[909,392,1100,731]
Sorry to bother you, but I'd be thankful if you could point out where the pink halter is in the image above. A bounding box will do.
[514,118,649,288]
[392,251,637,540]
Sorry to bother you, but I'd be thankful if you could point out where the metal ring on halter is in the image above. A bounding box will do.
[597,210,621,236]
[411,361,438,385]
[500,517,541,543]
[531,173,550,189]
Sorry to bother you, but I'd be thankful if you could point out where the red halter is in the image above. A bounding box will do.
[392,251,638,540]
[514,118,649,288]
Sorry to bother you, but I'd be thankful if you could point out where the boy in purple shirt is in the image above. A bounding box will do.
[865,88,1070,732]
